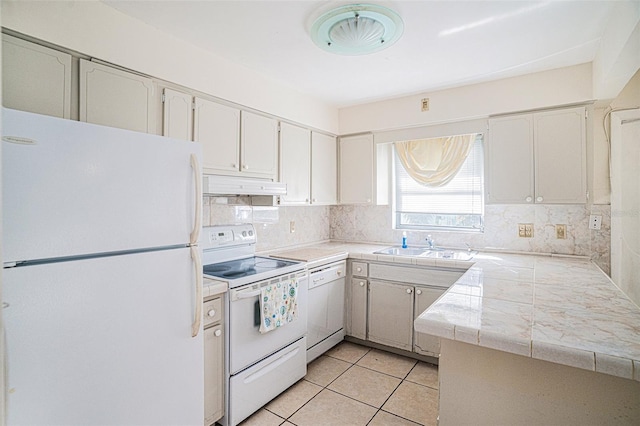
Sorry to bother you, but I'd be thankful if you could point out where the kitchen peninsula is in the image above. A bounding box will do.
[264,242,640,425]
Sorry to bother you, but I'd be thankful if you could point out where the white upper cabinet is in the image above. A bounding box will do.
[486,114,535,204]
[241,111,279,179]
[79,59,156,133]
[534,107,587,204]
[279,122,311,205]
[339,134,373,204]
[311,132,338,205]
[339,133,392,205]
[486,106,586,204]
[194,98,241,174]
[162,88,193,141]
[2,34,72,119]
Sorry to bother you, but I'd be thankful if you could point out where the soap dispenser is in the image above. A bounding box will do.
[402,231,408,249]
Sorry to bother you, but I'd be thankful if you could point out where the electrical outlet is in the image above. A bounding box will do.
[519,223,534,238]
[589,215,602,230]
[556,224,567,239]
[289,221,295,233]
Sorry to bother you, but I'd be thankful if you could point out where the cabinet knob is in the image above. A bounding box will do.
[207,309,216,317]
[536,196,543,202]
[231,163,237,168]
[214,329,222,337]
[416,289,422,295]
[525,196,532,203]
[336,270,342,276]
[359,281,365,287]
[356,267,362,272]
[305,199,309,203]
[243,165,249,170]
[312,198,317,203]
[366,199,371,203]
[406,288,412,294]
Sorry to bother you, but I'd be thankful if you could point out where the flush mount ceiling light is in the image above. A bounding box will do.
[310,3,404,55]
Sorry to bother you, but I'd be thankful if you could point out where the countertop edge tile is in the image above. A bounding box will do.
[595,353,634,379]
[454,325,479,345]
[480,331,532,357]
[532,340,595,372]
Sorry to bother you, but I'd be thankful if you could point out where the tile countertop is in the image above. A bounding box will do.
[274,242,640,382]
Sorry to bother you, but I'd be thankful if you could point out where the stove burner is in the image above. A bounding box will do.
[203,256,300,282]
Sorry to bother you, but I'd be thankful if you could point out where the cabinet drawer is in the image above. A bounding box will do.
[351,262,368,277]
[369,263,463,288]
[203,297,223,328]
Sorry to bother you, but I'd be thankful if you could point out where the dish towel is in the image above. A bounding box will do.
[259,277,298,334]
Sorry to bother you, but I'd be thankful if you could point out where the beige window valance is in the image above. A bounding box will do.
[394,133,477,187]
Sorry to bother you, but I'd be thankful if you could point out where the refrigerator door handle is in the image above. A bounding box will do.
[191,245,203,337]
[190,153,202,245]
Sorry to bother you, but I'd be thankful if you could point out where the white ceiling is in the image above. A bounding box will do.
[102,0,617,108]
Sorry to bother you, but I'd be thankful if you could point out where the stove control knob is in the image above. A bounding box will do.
[248,230,254,236]
[242,231,247,237]
[208,309,216,317]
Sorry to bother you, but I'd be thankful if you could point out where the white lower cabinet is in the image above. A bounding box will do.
[203,296,224,426]
[347,260,464,357]
[348,277,368,341]
[368,280,414,351]
[413,287,445,357]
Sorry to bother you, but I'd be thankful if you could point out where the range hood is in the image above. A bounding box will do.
[203,175,287,196]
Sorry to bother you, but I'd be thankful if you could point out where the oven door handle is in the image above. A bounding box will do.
[235,289,262,299]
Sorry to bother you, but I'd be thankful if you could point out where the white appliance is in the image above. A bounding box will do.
[2,108,204,425]
[201,224,307,426]
[271,248,348,362]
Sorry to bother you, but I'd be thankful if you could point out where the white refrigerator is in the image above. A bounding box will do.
[2,108,204,425]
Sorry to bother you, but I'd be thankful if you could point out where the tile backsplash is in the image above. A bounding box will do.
[203,196,611,274]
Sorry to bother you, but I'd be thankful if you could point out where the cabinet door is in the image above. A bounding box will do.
[204,324,224,425]
[194,98,240,174]
[339,134,374,204]
[534,107,586,203]
[368,280,413,351]
[241,111,279,178]
[486,114,534,204]
[413,287,444,357]
[2,34,72,119]
[349,278,368,340]
[311,132,337,205]
[279,122,311,205]
[162,88,193,141]
[79,59,156,133]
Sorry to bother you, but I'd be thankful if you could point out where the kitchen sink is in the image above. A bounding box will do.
[374,246,429,256]
[374,246,477,261]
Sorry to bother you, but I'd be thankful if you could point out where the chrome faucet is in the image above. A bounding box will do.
[426,235,435,249]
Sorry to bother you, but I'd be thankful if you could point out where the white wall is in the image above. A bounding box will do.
[0,0,339,134]
[338,64,593,135]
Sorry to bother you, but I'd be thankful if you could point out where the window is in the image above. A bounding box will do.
[394,134,484,231]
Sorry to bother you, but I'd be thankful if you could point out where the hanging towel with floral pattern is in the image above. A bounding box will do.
[259,277,298,334]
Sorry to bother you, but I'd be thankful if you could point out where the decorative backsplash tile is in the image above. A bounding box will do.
[202,196,611,274]
[330,204,611,275]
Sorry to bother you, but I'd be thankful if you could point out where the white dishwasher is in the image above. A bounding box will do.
[307,261,346,362]
[270,247,348,362]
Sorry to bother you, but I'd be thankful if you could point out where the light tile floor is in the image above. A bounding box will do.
[238,341,439,426]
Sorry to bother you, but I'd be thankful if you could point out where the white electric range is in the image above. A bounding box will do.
[202,224,308,426]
